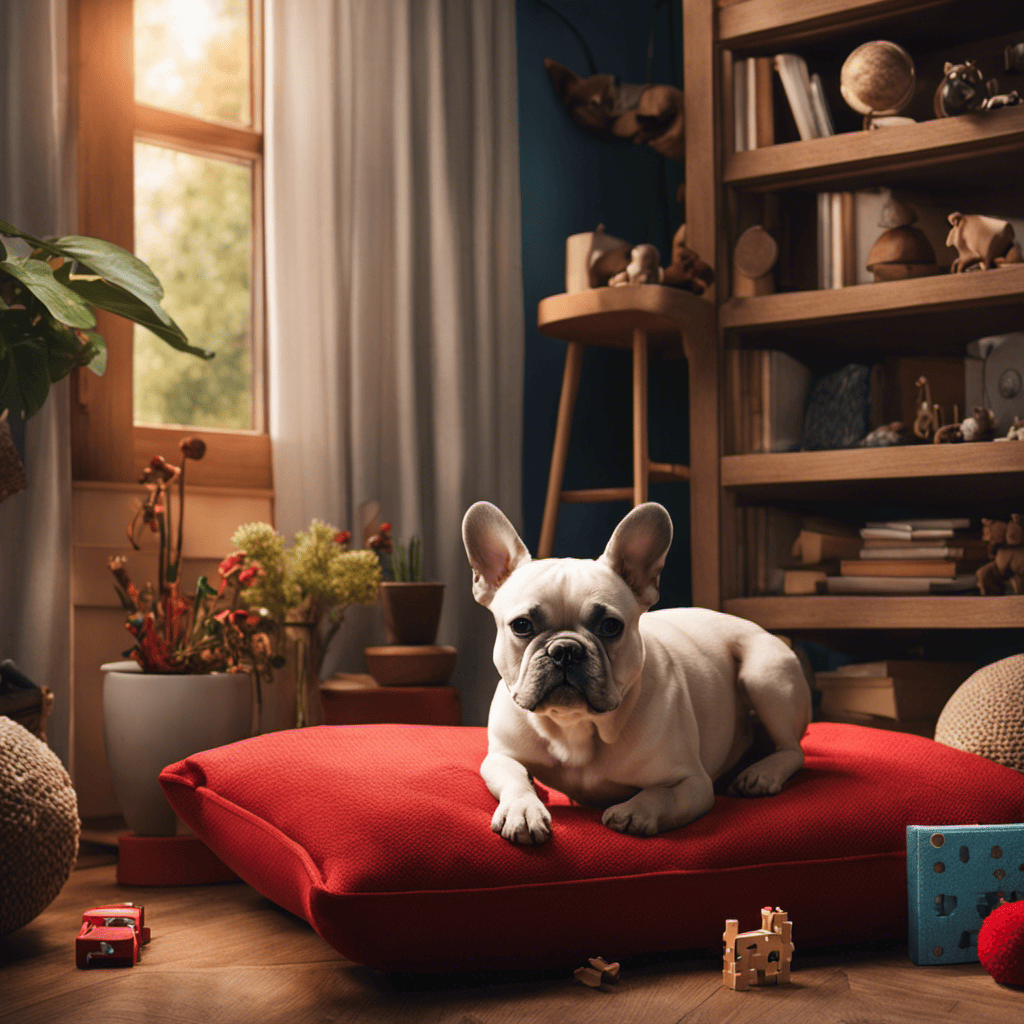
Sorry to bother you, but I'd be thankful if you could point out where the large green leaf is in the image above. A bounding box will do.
[83,330,108,376]
[0,331,51,419]
[1,256,96,328]
[64,275,213,359]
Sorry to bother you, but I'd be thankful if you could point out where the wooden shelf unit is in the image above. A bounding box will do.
[682,0,1024,640]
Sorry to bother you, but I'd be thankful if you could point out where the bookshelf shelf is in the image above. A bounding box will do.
[720,265,1024,348]
[722,595,1024,630]
[724,106,1024,193]
[722,443,1024,506]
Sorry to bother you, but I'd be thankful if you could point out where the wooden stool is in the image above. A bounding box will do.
[536,285,715,558]
[320,674,462,727]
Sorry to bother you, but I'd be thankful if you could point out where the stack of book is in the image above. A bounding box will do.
[821,519,983,594]
[778,517,862,595]
[814,659,975,736]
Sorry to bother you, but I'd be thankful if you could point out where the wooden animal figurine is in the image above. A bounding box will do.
[913,376,941,440]
[663,222,715,295]
[946,213,1023,273]
[934,61,992,117]
[977,515,1024,595]
[544,59,685,162]
[723,907,794,991]
[934,406,996,444]
[564,225,631,292]
[609,243,663,286]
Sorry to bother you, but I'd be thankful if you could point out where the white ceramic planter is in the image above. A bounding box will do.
[102,661,253,836]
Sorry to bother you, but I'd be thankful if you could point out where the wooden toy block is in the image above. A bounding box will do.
[588,957,620,982]
[574,966,603,988]
[722,906,793,990]
[907,823,1024,965]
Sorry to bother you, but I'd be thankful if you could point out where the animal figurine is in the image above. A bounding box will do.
[933,406,996,444]
[946,212,1023,273]
[662,222,715,295]
[977,515,1024,595]
[912,376,942,440]
[1000,417,1024,441]
[609,243,663,286]
[723,907,794,991]
[544,59,685,162]
[934,61,992,116]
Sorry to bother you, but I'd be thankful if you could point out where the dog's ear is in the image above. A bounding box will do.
[599,502,673,610]
[462,502,532,607]
[544,58,581,102]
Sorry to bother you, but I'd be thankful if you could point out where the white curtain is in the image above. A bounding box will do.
[0,0,74,767]
[265,0,524,726]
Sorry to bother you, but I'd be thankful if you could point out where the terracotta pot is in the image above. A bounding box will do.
[379,582,444,645]
[102,661,253,836]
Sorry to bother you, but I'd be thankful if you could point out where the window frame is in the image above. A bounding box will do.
[70,0,270,490]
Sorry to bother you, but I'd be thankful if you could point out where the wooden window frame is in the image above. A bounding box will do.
[70,0,271,490]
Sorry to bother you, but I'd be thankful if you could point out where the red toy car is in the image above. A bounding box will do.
[76,903,152,968]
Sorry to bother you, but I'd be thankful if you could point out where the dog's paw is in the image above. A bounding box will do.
[492,797,552,845]
[727,768,783,797]
[602,800,660,837]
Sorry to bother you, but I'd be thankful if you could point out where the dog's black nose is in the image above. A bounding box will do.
[547,637,584,667]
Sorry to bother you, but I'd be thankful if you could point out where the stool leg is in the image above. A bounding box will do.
[632,328,649,506]
[539,340,584,558]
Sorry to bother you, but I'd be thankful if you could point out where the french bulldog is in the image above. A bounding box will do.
[462,501,811,844]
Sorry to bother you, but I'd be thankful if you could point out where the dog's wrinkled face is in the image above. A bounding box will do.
[463,502,673,724]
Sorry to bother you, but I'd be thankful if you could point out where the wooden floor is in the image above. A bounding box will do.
[3,845,1023,1024]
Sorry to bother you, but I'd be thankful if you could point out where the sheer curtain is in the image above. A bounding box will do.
[265,0,524,725]
[0,0,74,767]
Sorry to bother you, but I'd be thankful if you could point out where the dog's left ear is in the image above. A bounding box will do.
[462,502,532,607]
[599,503,673,610]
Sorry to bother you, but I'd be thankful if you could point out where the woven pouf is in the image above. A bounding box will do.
[934,654,1024,772]
[978,900,1024,986]
[0,717,80,936]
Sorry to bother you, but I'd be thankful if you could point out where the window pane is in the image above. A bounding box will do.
[134,0,251,125]
[133,142,253,429]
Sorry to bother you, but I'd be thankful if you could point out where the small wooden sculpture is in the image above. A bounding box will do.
[663,223,715,294]
[723,907,794,991]
[935,61,1021,116]
[866,198,939,281]
[977,515,1024,595]
[609,243,663,286]
[544,59,685,162]
[946,213,1024,273]
[933,406,995,444]
[732,225,776,296]
[913,376,943,440]
[564,225,631,292]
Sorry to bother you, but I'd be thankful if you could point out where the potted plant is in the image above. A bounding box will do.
[226,520,383,727]
[104,439,278,837]
[370,524,446,645]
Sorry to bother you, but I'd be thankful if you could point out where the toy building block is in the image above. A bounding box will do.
[588,956,621,982]
[76,902,151,969]
[574,966,603,988]
[722,907,794,991]
[907,823,1024,965]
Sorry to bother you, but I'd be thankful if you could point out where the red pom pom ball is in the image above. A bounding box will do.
[978,900,1024,986]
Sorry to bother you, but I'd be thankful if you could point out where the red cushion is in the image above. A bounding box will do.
[159,722,1024,972]
[978,900,1024,986]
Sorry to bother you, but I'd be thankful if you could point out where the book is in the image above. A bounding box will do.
[808,74,834,135]
[791,528,862,565]
[820,574,979,594]
[859,544,986,560]
[815,675,961,721]
[782,567,831,595]
[839,559,982,578]
[859,526,956,541]
[774,54,820,141]
[865,518,972,531]
[733,58,748,152]
[759,349,812,453]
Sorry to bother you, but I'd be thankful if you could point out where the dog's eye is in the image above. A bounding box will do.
[510,617,534,638]
[597,617,624,639]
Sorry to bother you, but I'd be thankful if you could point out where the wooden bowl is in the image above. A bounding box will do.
[364,645,458,686]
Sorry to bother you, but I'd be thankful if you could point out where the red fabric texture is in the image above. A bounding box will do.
[978,900,1024,986]
[159,722,1024,972]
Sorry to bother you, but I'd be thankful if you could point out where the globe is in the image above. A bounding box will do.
[840,41,916,117]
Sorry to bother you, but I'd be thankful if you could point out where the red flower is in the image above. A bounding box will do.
[238,563,266,587]
[218,552,245,577]
[334,530,351,545]
[380,522,392,534]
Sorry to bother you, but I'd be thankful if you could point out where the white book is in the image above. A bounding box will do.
[865,518,972,531]
[809,74,834,135]
[746,57,758,151]
[859,546,968,560]
[775,54,819,141]
[822,574,978,595]
[860,527,955,540]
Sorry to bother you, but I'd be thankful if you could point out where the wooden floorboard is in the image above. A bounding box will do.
[2,859,1023,1023]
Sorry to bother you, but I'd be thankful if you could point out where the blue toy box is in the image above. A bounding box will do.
[907,823,1024,965]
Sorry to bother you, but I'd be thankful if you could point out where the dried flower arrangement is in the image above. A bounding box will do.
[227,520,383,726]
[108,439,279,715]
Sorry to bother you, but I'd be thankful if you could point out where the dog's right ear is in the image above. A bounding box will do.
[544,58,581,102]
[462,502,531,607]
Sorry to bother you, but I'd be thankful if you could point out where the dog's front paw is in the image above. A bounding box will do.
[492,796,552,845]
[727,767,783,797]
[602,798,660,837]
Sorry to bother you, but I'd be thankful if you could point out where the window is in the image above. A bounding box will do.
[72,0,269,488]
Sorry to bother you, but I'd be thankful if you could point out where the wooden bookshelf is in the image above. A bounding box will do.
[682,0,1024,649]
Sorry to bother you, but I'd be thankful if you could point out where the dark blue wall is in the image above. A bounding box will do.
[516,0,692,608]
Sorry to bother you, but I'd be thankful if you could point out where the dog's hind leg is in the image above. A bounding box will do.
[727,632,811,797]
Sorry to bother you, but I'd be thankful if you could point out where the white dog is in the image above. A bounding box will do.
[462,501,811,844]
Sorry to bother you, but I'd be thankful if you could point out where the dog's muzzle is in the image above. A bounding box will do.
[515,633,617,714]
